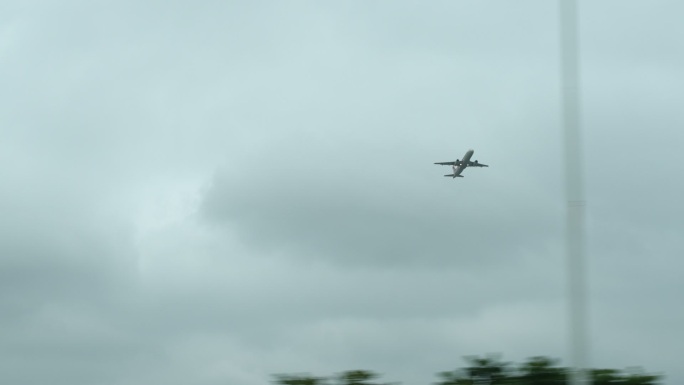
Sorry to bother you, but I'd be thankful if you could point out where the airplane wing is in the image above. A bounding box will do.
[467,161,488,167]
[434,161,461,166]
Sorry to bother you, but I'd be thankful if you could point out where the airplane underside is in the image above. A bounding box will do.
[434,149,488,179]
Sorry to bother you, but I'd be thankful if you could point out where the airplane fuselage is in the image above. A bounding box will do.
[452,149,474,176]
[435,148,487,178]
[461,149,474,165]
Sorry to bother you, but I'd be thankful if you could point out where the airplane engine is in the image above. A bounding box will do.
[474,160,479,164]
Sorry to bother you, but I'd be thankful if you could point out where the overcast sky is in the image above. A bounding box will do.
[1,1,683,384]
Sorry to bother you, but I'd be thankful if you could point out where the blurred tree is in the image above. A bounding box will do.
[517,356,566,385]
[622,372,660,385]
[273,355,662,385]
[335,370,392,385]
[464,355,510,384]
[591,369,622,385]
[436,354,511,385]
[435,369,474,385]
[273,370,393,385]
[591,367,661,385]
[273,373,328,385]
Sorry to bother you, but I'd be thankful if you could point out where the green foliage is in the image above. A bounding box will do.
[434,355,660,385]
[591,369,622,385]
[338,370,397,385]
[435,370,474,385]
[436,354,512,385]
[592,368,661,385]
[336,370,383,385]
[518,356,566,385]
[273,373,327,385]
[273,370,392,385]
[273,355,662,385]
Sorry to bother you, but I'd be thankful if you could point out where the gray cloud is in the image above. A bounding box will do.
[201,146,561,269]
[1,1,682,384]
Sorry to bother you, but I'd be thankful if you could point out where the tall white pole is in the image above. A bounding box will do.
[560,1,590,385]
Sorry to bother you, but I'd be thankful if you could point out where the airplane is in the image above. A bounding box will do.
[434,149,488,178]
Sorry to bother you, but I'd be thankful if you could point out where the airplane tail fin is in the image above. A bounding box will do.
[444,174,464,178]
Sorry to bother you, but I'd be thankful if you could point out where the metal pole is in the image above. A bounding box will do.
[560,1,590,385]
